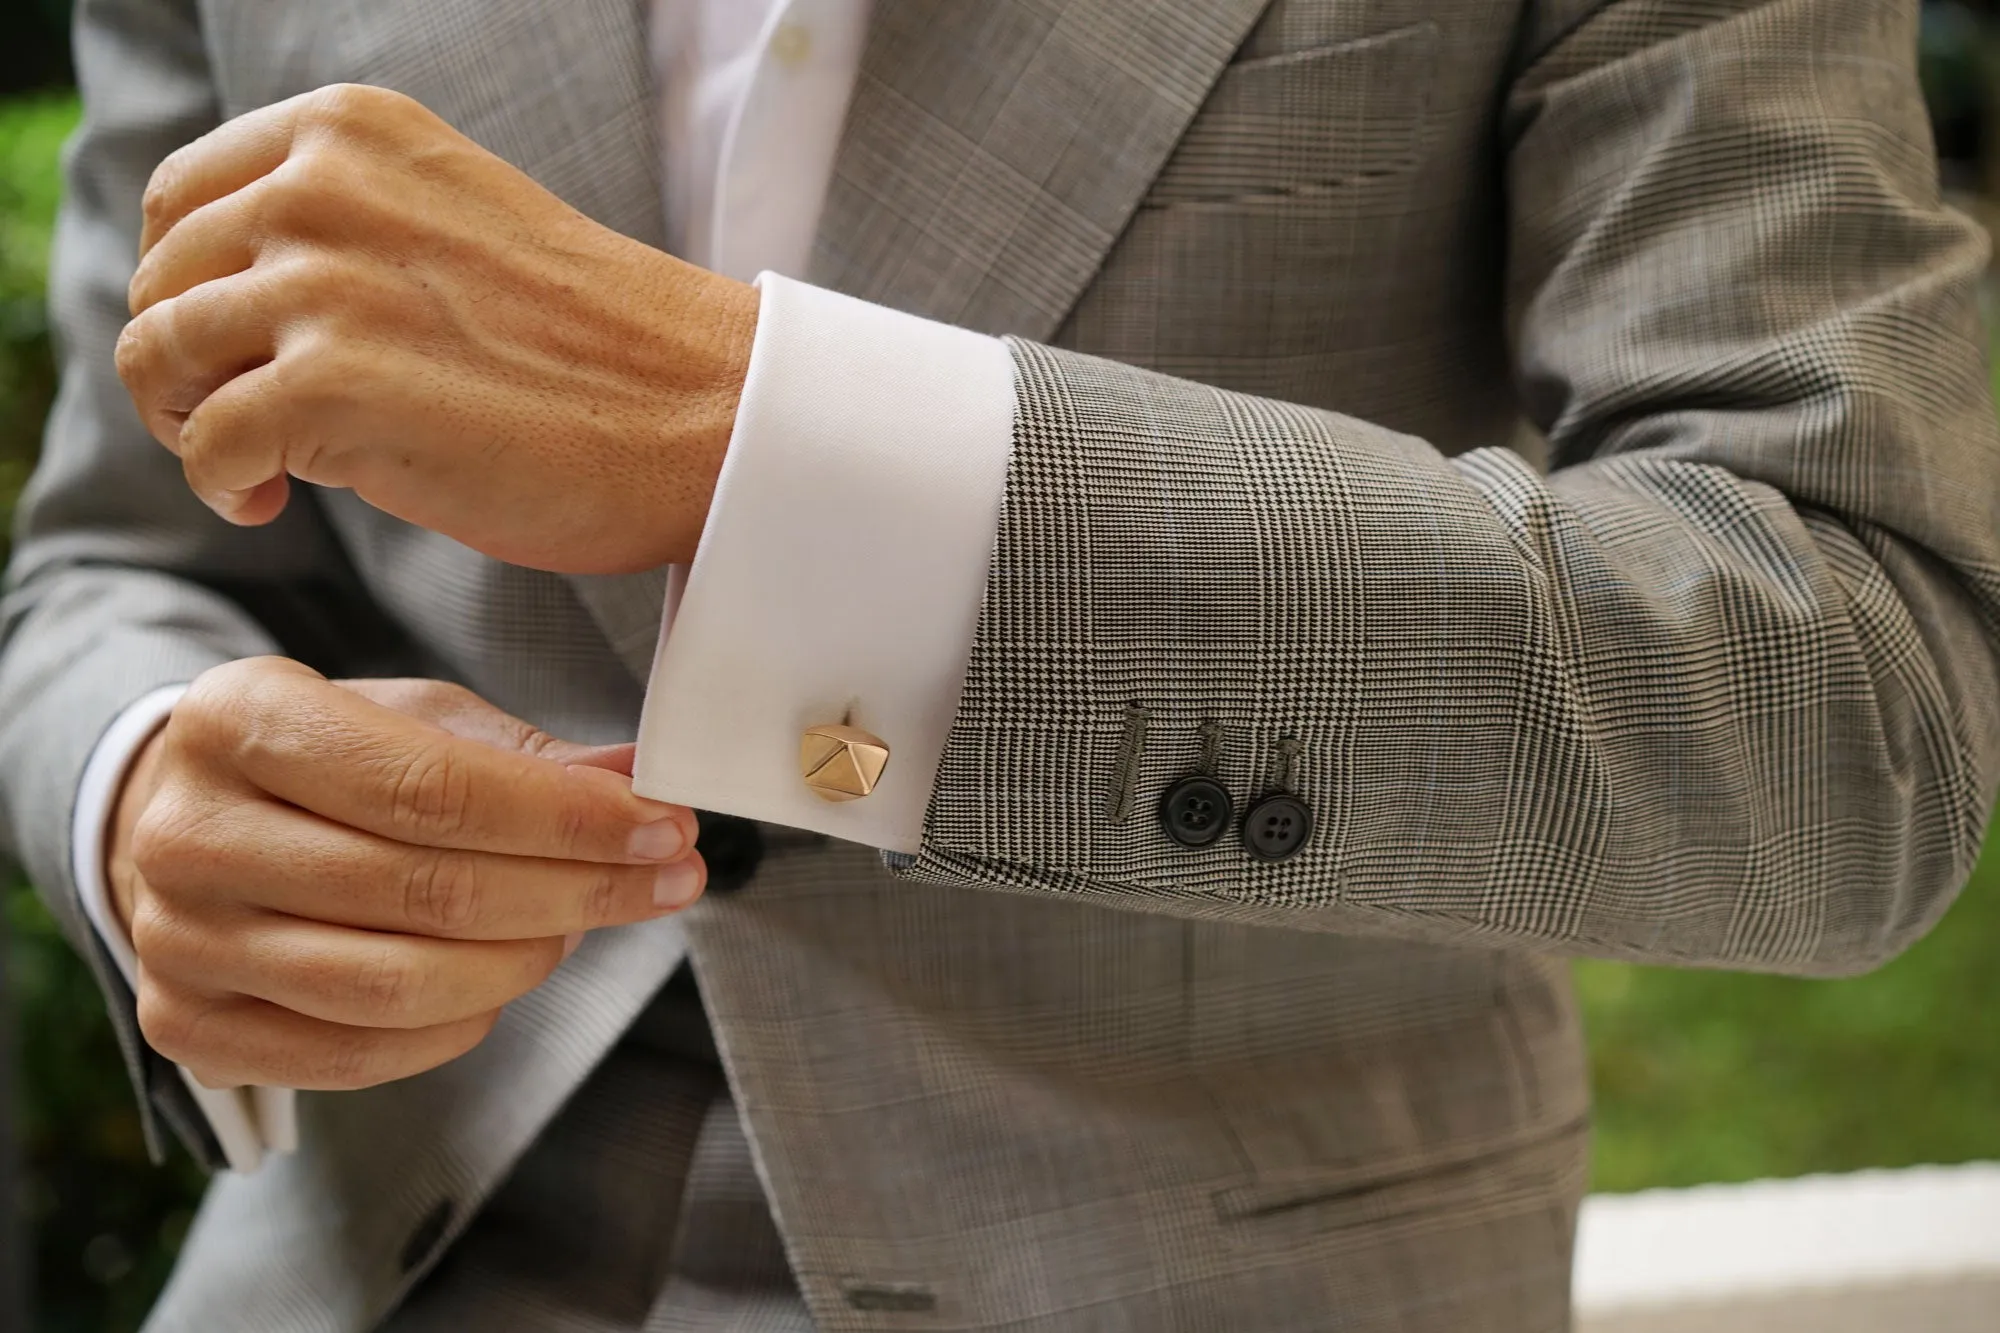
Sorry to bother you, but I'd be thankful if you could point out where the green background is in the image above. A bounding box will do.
[6,6,2000,1330]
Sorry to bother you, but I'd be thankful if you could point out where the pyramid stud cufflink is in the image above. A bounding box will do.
[800,724,890,802]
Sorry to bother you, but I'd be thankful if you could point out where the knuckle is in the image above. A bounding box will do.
[552,792,595,858]
[130,793,216,892]
[261,156,367,246]
[178,663,239,719]
[126,898,171,963]
[302,83,411,138]
[308,1031,381,1091]
[170,696,237,773]
[113,318,154,390]
[185,660,276,744]
[126,896,191,969]
[266,339,327,415]
[174,409,227,480]
[168,277,224,336]
[179,398,262,490]
[267,260,351,333]
[578,867,622,928]
[265,251,324,298]
[514,726,564,760]
[214,661,317,768]
[256,166,329,236]
[274,322,338,377]
[302,83,372,131]
[401,853,483,935]
[127,259,158,316]
[273,332,361,420]
[136,984,204,1065]
[351,944,426,1023]
[127,801,176,881]
[140,159,184,231]
[389,746,473,842]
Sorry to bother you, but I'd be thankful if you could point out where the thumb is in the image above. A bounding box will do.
[553,742,636,777]
[334,679,635,771]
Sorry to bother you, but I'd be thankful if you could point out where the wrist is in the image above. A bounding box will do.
[659,269,760,567]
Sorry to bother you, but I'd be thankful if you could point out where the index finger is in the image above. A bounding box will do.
[139,84,446,261]
[215,665,695,864]
[138,99,301,260]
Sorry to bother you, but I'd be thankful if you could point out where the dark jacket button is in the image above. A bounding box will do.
[1242,794,1312,862]
[1160,775,1233,847]
[399,1199,455,1274]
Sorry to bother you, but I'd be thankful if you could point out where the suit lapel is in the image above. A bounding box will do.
[810,0,1274,339]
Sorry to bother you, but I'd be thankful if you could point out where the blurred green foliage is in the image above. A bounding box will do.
[6,15,2000,1328]
[1583,845,2000,1191]
[0,93,70,552]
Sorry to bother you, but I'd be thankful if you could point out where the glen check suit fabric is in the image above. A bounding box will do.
[901,0,2000,975]
[1,0,1995,1330]
[377,1013,815,1333]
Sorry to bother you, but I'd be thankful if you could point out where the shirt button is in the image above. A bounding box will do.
[770,22,813,67]
[1160,775,1233,848]
[1242,794,1312,862]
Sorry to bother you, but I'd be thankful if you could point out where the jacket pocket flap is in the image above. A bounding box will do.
[1213,1117,1588,1233]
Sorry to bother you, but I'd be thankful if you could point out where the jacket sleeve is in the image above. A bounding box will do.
[0,0,412,1167]
[898,0,2000,978]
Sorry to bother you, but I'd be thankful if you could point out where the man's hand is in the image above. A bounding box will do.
[115,83,759,574]
[108,658,706,1092]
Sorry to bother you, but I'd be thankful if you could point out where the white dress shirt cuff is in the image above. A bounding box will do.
[72,683,283,1173]
[633,274,1016,852]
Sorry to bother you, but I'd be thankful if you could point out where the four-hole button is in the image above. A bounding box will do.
[1159,775,1233,848]
[1243,794,1312,862]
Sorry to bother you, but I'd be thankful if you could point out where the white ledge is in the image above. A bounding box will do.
[1575,1162,2000,1331]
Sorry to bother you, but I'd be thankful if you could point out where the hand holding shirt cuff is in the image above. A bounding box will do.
[633,274,1016,851]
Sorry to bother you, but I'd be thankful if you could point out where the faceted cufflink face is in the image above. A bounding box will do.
[800,724,890,802]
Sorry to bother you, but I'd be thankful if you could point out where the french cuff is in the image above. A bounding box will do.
[633,273,1016,853]
[72,683,284,1173]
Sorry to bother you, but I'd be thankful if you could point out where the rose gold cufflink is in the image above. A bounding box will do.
[799,724,890,802]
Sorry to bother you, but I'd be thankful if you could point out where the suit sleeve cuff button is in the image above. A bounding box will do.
[1243,794,1312,862]
[1160,775,1233,848]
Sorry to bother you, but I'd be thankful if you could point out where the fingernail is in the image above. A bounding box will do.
[562,932,584,960]
[653,861,703,911]
[627,819,687,862]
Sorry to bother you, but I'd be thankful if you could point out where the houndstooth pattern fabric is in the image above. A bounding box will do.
[2,0,1995,1329]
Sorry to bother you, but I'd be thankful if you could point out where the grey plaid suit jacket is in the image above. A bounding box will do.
[4,0,1997,1329]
